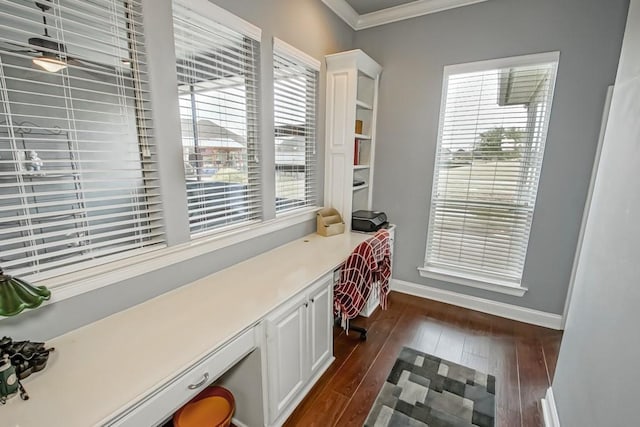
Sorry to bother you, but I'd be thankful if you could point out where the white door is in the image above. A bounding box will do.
[265,293,309,422]
[308,276,333,376]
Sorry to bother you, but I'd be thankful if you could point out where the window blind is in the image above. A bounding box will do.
[273,39,319,213]
[0,0,162,279]
[425,53,559,285]
[172,1,262,235]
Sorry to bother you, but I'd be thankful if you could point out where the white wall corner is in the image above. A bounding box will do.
[321,0,359,30]
[391,279,564,330]
[562,85,614,329]
[541,387,561,427]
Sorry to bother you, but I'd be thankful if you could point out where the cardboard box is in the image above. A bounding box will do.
[316,207,345,236]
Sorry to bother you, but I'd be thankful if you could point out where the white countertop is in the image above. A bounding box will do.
[2,232,370,427]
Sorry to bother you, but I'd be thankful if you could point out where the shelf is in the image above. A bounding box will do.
[355,99,373,110]
[326,49,381,230]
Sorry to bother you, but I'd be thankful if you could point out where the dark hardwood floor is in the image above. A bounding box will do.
[284,291,562,427]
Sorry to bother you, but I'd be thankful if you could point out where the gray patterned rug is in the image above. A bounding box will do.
[364,347,496,427]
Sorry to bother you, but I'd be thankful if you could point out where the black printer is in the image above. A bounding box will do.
[352,210,388,232]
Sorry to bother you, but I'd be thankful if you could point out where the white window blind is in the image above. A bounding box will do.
[424,53,559,286]
[172,1,262,236]
[0,0,162,279]
[273,39,319,213]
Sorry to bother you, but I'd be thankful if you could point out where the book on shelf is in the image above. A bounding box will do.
[354,139,359,165]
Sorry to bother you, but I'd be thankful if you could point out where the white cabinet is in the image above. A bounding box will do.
[308,277,332,376]
[265,274,333,425]
[265,292,308,421]
[325,49,382,230]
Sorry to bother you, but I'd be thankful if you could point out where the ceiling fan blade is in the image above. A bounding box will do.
[2,40,33,49]
[1,41,37,54]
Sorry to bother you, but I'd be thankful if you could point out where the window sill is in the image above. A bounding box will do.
[417,266,528,297]
[8,208,319,313]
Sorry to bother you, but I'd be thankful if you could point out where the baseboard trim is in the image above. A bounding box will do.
[231,418,249,427]
[541,387,561,427]
[391,279,564,330]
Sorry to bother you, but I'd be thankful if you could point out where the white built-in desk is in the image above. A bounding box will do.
[2,232,370,427]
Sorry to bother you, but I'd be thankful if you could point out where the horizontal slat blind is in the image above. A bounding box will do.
[273,39,319,213]
[0,0,163,279]
[425,54,558,285]
[172,1,262,235]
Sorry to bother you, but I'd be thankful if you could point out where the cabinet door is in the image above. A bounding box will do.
[308,275,333,376]
[265,293,309,422]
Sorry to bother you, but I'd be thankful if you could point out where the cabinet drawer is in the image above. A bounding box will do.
[107,326,257,427]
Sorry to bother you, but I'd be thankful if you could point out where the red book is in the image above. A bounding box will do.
[354,139,359,165]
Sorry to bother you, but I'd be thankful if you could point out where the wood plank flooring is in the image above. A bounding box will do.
[284,291,562,427]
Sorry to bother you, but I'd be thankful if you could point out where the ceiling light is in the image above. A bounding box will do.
[32,56,67,73]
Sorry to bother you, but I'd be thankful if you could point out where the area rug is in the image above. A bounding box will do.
[364,347,496,427]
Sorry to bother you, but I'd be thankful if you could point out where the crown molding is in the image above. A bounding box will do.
[322,0,489,30]
[357,0,489,29]
[321,0,359,30]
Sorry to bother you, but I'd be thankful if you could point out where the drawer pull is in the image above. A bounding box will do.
[188,372,209,390]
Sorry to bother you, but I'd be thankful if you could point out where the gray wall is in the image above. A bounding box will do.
[552,1,639,424]
[0,0,353,341]
[353,0,629,314]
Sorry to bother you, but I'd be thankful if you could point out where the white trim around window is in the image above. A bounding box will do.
[273,38,320,214]
[422,51,559,294]
[176,0,261,41]
[0,1,324,316]
[418,266,528,297]
[273,39,321,71]
[0,0,164,280]
[445,51,560,75]
[17,207,317,310]
[173,0,263,236]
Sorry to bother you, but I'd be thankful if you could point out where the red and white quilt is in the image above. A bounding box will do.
[334,229,391,328]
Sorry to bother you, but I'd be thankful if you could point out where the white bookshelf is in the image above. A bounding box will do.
[324,49,381,231]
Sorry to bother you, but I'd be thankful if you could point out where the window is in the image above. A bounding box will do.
[172,0,261,236]
[273,39,319,213]
[0,0,161,279]
[423,52,559,288]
